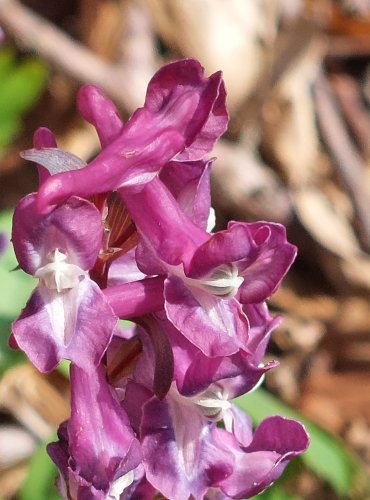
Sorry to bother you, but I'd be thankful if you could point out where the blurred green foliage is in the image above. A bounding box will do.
[20,437,60,500]
[0,47,48,150]
[0,210,34,375]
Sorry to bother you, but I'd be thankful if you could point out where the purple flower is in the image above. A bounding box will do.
[11,56,309,499]
[106,314,308,500]
[48,364,142,499]
[34,59,227,215]
[212,415,309,499]
[118,331,308,500]
[113,177,295,357]
[137,382,308,500]
[11,194,117,372]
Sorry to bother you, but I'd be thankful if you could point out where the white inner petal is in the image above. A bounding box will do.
[185,264,243,299]
[195,388,231,421]
[34,249,86,292]
[108,470,135,500]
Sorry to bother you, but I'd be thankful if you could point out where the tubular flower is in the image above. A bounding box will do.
[11,194,117,372]
[11,58,309,499]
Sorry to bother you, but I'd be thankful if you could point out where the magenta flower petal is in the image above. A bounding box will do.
[144,58,228,162]
[36,128,184,215]
[12,194,102,275]
[189,221,297,303]
[162,315,274,398]
[30,127,57,183]
[103,276,164,319]
[77,85,124,147]
[121,178,208,272]
[160,159,212,230]
[36,59,227,215]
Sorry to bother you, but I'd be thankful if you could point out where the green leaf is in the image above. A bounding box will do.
[0,48,16,79]
[0,115,21,149]
[235,388,368,497]
[20,437,60,500]
[56,359,70,379]
[0,314,25,375]
[255,484,301,500]
[0,210,34,374]
[0,48,48,148]
[0,56,48,119]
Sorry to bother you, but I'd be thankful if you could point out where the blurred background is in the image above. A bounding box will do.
[1,0,370,498]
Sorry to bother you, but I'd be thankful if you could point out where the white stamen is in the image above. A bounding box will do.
[195,388,231,421]
[197,264,244,298]
[34,249,86,292]
[184,264,243,299]
[170,263,243,299]
[108,470,135,500]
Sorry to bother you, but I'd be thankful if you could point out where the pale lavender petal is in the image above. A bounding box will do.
[12,278,117,372]
[223,405,253,447]
[21,148,87,176]
[164,276,248,357]
[141,396,233,500]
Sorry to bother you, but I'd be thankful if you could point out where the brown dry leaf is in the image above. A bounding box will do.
[341,255,370,290]
[294,188,370,289]
[0,462,28,500]
[298,371,370,433]
[272,286,339,322]
[293,188,361,259]
[261,39,323,186]
[144,0,279,112]
[0,364,70,440]
[79,0,123,59]
[0,426,36,470]
[333,296,370,335]
[212,140,292,223]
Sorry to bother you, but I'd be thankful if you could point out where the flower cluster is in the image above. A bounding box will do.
[11,59,309,499]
